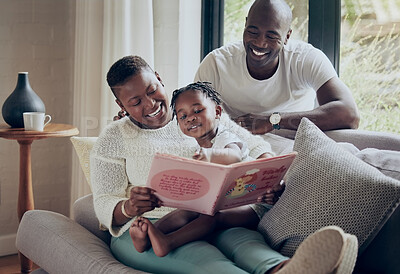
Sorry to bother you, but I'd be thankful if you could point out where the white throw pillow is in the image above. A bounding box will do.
[258,118,400,257]
[71,136,98,188]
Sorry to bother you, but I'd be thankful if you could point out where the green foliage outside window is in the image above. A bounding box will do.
[340,1,400,134]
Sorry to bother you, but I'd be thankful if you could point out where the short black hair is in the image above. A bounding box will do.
[106,55,153,97]
[170,82,222,118]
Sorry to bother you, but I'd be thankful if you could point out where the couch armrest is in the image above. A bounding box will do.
[73,194,111,245]
[16,210,146,274]
[274,128,400,151]
[324,129,400,151]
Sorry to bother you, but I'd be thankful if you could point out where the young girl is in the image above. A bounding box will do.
[172,82,262,164]
[129,82,276,257]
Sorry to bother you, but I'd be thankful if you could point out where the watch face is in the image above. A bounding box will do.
[269,113,281,124]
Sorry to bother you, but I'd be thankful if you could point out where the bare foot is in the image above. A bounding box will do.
[129,217,150,253]
[141,218,173,257]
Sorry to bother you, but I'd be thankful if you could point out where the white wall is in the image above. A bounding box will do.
[0,0,76,256]
[154,0,201,94]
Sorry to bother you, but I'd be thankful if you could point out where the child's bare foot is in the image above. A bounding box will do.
[141,218,173,257]
[129,217,150,253]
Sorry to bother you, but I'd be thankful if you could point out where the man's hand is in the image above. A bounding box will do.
[126,186,162,217]
[257,181,285,205]
[234,114,273,135]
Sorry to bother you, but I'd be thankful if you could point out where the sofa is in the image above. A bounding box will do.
[16,125,400,274]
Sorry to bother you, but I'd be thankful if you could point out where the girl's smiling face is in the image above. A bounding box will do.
[115,70,172,129]
[174,89,222,145]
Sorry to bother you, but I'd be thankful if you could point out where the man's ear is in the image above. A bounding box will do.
[215,105,222,119]
[155,71,165,87]
[284,28,292,45]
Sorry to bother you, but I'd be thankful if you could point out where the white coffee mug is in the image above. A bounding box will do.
[23,112,52,131]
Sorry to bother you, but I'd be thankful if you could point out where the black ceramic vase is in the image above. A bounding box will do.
[2,72,45,128]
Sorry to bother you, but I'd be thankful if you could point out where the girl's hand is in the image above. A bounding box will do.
[257,181,285,205]
[125,186,162,217]
[113,110,128,121]
[192,148,211,162]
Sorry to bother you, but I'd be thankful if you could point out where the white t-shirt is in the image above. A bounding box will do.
[200,124,252,162]
[195,40,337,118]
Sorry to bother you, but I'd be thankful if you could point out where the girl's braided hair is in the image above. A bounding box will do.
[170,82,222,118]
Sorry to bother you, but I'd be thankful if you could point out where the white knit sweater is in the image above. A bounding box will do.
[90,113,273,237]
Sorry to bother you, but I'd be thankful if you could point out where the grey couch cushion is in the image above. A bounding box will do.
[355,148,400,181]
[73,194,111,245]
[273,128,400,152]
[16,210,145,274]
[258,118,400,258]
[325,129,400,151]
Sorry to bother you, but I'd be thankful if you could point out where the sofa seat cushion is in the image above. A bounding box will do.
[17,210,145,273]
[258,118,400,257]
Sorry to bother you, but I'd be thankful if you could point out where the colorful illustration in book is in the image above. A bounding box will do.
[225,169,258,198]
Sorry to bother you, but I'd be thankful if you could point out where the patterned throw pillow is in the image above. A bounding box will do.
[70,136,98,188]
[258,118,400,257]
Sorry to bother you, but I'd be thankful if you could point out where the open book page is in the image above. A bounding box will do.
[147,153,229,215]
[215,153,297,212]
[147,152,297,215]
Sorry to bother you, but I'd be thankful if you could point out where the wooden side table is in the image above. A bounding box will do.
[0,123,79,273]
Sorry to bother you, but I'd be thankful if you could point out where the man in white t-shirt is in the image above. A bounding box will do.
[195,0,360,135]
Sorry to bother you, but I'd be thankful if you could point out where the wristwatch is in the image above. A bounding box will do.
[269,112,281,130]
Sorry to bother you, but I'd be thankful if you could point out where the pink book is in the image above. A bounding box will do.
[146,152,297,215]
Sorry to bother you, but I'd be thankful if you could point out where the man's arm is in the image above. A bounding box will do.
[314,76,360,129]
[235,77,360,134]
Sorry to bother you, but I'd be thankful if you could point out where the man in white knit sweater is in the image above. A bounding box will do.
[90,55,358,274]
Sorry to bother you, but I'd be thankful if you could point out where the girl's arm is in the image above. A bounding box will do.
[193,143,242,165]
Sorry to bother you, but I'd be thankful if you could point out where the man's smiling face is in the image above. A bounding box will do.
[243,1,291,79]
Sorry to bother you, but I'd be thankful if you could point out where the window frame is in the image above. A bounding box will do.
[201,0,341,73]
[308,0,341,74]
[201,0,224,60]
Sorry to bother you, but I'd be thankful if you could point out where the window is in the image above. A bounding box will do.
[202,0,400,134]
[224,0,308,44]
[340,0,400,133]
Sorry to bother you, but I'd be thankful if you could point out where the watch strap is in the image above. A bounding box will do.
[272,123,281,130]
